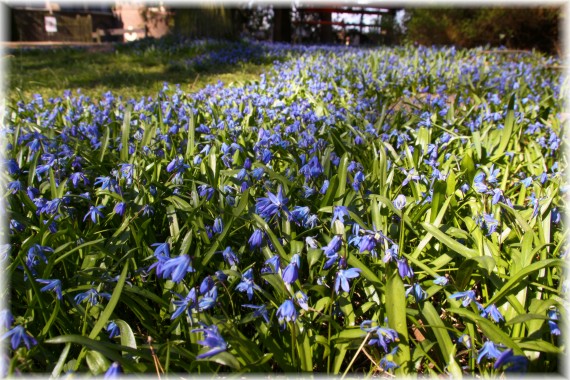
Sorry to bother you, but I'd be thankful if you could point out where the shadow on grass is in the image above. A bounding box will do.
[6,45,276,101]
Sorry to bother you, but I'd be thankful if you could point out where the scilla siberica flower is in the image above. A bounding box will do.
[192,324,227,359]
[106,321,120,338]
[249,229,264,249]
[213,217,223,234]
[74,288,111,306]
[493,348,528,372]
[449,290,477,307]
[282,254,300,285]
[243,304,270,323]
[198,286,218,311]
[83,205,104,223]
[548,309,561,335]
[235,268,261,300]
[255,185,289,221]
[397,257,414,279]
[322,235,343,269]
[161,254,194,283]
[104,362,121,379]
[1,325,37,350]
[481,304,504,323]
[36,278,62,300]
[276,299,297,325]
[393,194,406,210]
[220,246,239,266]
[360,320,399,352]
[171,288,197,320]
[477,341,502,363]
[335,267,361,293]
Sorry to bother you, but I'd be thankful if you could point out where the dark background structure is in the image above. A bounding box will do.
[3,3,564,55]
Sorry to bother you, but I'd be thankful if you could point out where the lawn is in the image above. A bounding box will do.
[5,37,280,101]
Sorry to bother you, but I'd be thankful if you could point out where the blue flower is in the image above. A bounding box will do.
[0,310,13,330]
[331,206,350,227]
[481,304,504,323]
[393,194,406,210]
[397,258,414,279]
[221,246,239,266]
[405,283,426,302]
[106,321,120,338]
[322,235,343,269]
[114,202,127,216]
[320,179,329,194]
[161,254,194,283]
[276,299,297,325]
[360,320,399,353]
[295,290,309,311]
[36,278,62,300]
[200,276,215,295]
[213,217,224,234]
[192,324,227,359]
[477,341,502,363]
[255,185,290,221]
[171,288,197,320]
[449,290,476,307]
[433,276,449,286]
[335,267,361,293]
[487,164,500,184]
[548,309,561,336]
[379,347,399,371]
[104,362,122,379]
[198,185,215,200]
[249,229,264,249]
[147,243,170,277]
[1,325,37,350]
[262,255,281,274]
[235,268,261,300]
[323,235,343,258]
[383,244,399,263]
[242,304,270,323]
[352,171,365,191]
[83,205,104,223]
[74,288,111,306]
[483,213,499,235]
[7,180,23,194]
[493,348,528,372]
[473,172,488,193]
[69,172,89,188]
[282,254,300,285]
[198,286,218,311]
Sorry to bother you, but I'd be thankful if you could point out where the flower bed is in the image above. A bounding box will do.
[2,42,566,376]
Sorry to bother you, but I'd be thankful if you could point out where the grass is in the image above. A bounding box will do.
[4,38,275,101]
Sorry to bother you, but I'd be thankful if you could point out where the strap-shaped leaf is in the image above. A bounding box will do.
[89,261,129,340]
[421,222,478,258]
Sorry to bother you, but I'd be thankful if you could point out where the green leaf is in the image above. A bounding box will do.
[492,94,515,158]
[334,153,349,206]
[517,340,561,354]
[50,342,71,378]
[421,222,478,258]
[120,107,131,162]
[89,261,129,340]
[45,335,149,371]
[199,351,241,369]
[385,262,411,375]
[506,313,550,326]
[421,301,461,377]
[446,308,523,355]
[486,259,563,306]
[86,350,110,375]
[114,320,137,352]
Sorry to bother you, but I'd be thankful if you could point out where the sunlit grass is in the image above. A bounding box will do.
[5,40,275,101]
